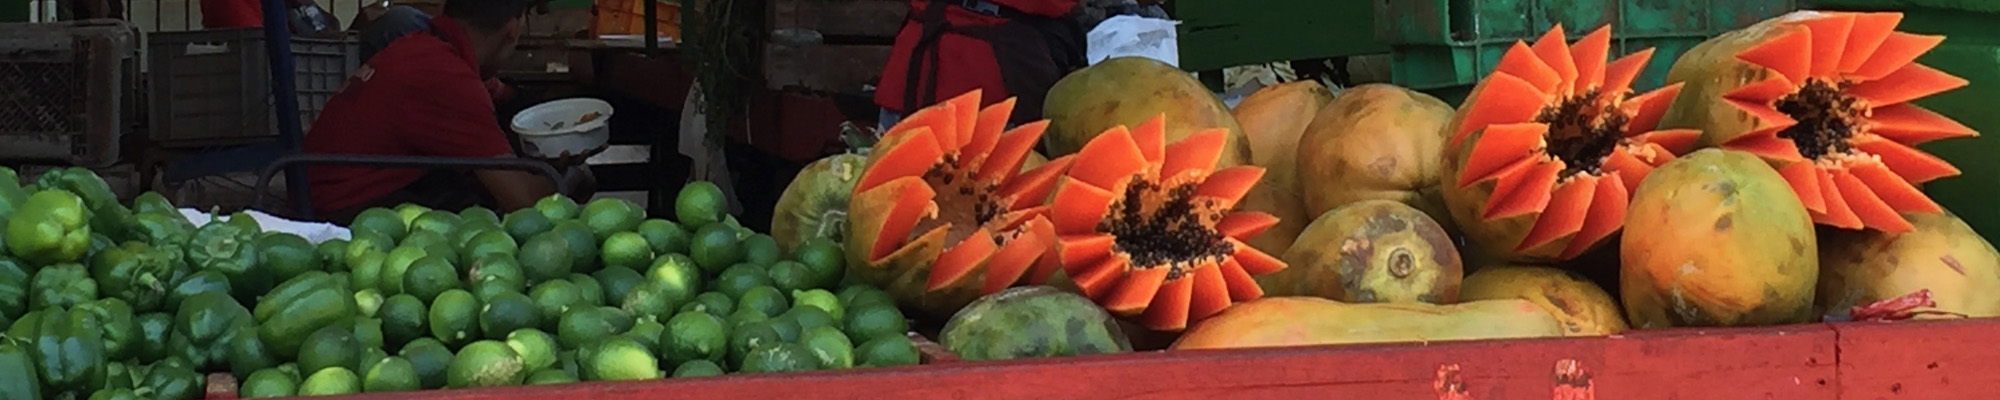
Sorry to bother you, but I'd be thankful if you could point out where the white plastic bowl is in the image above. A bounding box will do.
[511,97,614,158]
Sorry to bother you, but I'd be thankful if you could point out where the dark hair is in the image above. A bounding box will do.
[443,0,530,31]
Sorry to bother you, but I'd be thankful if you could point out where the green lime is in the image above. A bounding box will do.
[742,234,782,266]
[399,227,450,251]
[240,368,299,398]
[767,315,802,344]
[505,328,560,372]
[423,243,461,268]
[581,336,659,381]
[600,232,655,271]
[801,325,855,369]
[529,280,585,332]
[580,198,646,242]
[428,289,482,347]
[671,359,724,378]
[346,230,394,269]
[624,320,665,351]
[660,310,729,366]
[736,286,789,318]
[461,230,518,264]
[352,317,387,350]
[780,305,833,334]
[297,367,361,396]
[317,238,351,273]
[298,325,362,375]
[727,321,784,369]
[740,343,821,374]
[469,255,527,292]
[856,335,920,367]
[519,232,574,283]
[471,280,517,305]
[394,204,430,227]
[714,265,773,300]
[410,210,463,238]
[558,306,635,350]
[524,369,578,385]
[362,356,421,393]
[502,208,556,244]
[354,289,385,318]
[380,245,431,295]
[551,221,601,273]
[353,208,409,243]
[396,338,453,389]
[379,294,427,351]
[791,289,844,324]
[636,219,690,256]
[460,206,501,226]
[689,223,745,273]
[681,292,735,317]
[479,291,542,340]
[359,348,390,375]
[446,340,525,388]
[838,286,897,310]
[676,181,728,228]
[453,223,494,250]
[403,255,460,304]
[348,250,387,292]
[534,195,581,221]
[793,239,846,289]
[649,253,703,285]
[726,308,770,329]
[257,233,321,284]
[555,350,579,376]
[568,274,606,306]
[844,304,910,343]
[591,267,645,307]
[766,261,814,295]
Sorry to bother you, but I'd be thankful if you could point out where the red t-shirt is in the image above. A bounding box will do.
[302,16,515,215]
[201,0,263,28]
[874,0,1077,113]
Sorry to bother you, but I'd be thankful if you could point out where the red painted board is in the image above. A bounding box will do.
[1833,319,2000,398]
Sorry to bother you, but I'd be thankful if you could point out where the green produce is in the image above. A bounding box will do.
[130,192,176,216]
[713,264,771,300]
[480,291,542,340]
[0,257,29,320]
[939,286,1132,361]
[402,255,459,303]
[740,343,820,373]
[528,280,583,332]
[505,328,558,372]
[349,317,385,351]
[682,292,733,317]
[637,219,690,257]
[460,206,501,226]
[5,190,90,265]
[354,289,385,318]
[254,271,357,359]
[379,245,431,295]
[727,321,782,369]
[297,367,361,396]
[102,361,137,390]
[0,167,27,222]
[239,368,298,398]
[579,197,645,241]
[347,249,386,292]
[129,212,196,248]
[353,208,408,243]
[409,211,462,239]
[90,241,176,312]
[802,325,855,369]
[32,306,107,394]
[164,270,230,313]
[0,337,43,400]
[856,335,921,367]
[37,168,130,241]
[793,289,844,324]
[363,356,421,393]
[519,232,574,283]
[622,319,664,350]
[601,232,653,271]
[429,289,482,347]
[255,233,321,285]
[534,195,579,221]
[461,230,518,265]
[73,298,137,360]
[134,312,172,363]
[690,223,745,273]
[141,363,203,400]
[298,325,363,376]
[738,286,789,318]
[581,336,658,381]
[793,238,845,289]
[501,208,554,245]
[524,369,578,385]
[316,238,349,273]
[470,255,527,291]
[677,181,727,228]
[591,266,643,307]
[550,222,600,273]
[87,388,142,400]
[169,292,251,369]
[447,340,524,388]
[397,338,453,389]
[379,294,427,350]
[30,263,97,311]
[567,274,604,307]
[660,310,728,366]
[671,359,724,378]
[226,327,281,378]
[845,304,910,343]
[186,217,261,299]
[557,306,633,350]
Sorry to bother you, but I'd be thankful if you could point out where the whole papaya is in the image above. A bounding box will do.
[1622,149,1818,328]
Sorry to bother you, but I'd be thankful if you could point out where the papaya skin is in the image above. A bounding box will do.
[1295,84,1457,235]
[1461,265,1628,336]
[1170,297,1562,350]
[1438,78,1570,263]
[1266,200,1463,304]
[1658,11,1823,148]
[1621,149,1819,328]
[1234,81,1336,258]
[771,153,867,253]
[1043,57,1252,169]
[1818,211,2000,319]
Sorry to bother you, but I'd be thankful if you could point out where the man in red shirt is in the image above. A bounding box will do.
[303,0,557,224]
[876,0,1086,128]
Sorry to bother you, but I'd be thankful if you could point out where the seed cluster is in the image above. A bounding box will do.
[1098,175,1233,280]
[915,155,1005,245]
[1535,89,1631,180]
[1774,78,1862,160]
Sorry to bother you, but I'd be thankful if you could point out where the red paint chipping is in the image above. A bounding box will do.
[1436,364,1473,400]
[1553,359,1595,400]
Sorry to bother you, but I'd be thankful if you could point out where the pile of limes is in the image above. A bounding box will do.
[244,181,922,397]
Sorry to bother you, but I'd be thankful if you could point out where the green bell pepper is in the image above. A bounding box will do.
[74,298,138,361]
[227,325,280,379]
[0,337,42,400]
[87,387,145,400]
[225,211,262,234]
[131,192,177,217]
[90,241,176,313]
[142,362,204,400]
[7,309,40,339]
[0,257,27,320]
[0,166,27,223]
[253,271,356,359]
[36,167,131,242]
[186,219,263,301]
[135,312,172,364]
[100,360,134,390]
[29,263,97,310]
[164,270,231,312]
[33,306,108,394]
[6,190,91,266]
[169,291,252,370]
[129,212,195,249]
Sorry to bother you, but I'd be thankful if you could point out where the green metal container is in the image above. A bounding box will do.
[1377,0,1797,104]
[1174,0,1386,72]
[1811,1,2000,239]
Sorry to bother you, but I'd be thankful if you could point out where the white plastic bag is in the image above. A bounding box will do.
[1087,15,1180,67]
[178,208,353,245]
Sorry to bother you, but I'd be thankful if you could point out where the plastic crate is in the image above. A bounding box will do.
[146,28,359,147]
[0,19,140,167]
[1377,0,1797,104]
[590,0,681,39]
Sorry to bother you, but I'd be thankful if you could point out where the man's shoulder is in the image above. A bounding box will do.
[370,34,474,77]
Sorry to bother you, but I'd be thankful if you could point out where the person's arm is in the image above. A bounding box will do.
[992,0,1078,18]
[474,162,555,211]
[401,69,558,212]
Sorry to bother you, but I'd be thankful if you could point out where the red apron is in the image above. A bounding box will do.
[875,0,1084,125]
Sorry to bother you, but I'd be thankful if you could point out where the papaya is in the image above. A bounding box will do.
[1233,81,1335,257]
[1264,200,1462,304]
[1621,149,1818,328]
[940,286,1133,361]
[1460,265,1627,336]
[1043,57,1251,169]
[1439,25,1698,264]
[771,153,867,253]
[1659,11,1974,233]
[1818,211,2000,319]
[1170,297,1563,350]
[1293,84,1456,235]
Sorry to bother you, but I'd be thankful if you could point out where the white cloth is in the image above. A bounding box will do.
[1086,15,1180,67]
[177,208,353,245]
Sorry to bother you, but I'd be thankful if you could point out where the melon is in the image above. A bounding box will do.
[1170,297,1563,350]
[1621,148,1818,328]
[1043,57,1251,169]
[940,286,1133,361]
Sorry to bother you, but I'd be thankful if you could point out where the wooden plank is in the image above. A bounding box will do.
[1173,0,1387,71]
[762,44,893,92]
[769,0,906,40]
[1833,319,2000,398]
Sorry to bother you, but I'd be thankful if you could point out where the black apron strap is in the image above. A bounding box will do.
[902,0,954,112]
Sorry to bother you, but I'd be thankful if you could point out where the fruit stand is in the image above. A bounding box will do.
[9,1,2000,399]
